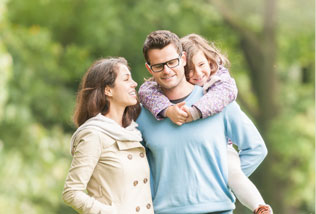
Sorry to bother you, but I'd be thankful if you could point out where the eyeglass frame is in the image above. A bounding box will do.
[147,54,182,73]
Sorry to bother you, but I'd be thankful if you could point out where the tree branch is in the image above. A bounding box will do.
[209,0,262,51]
[263,0,277,39]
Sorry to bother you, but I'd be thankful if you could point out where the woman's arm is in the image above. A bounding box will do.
[62,131,114,214]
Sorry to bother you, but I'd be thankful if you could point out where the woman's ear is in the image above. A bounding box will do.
[104,86,112,97]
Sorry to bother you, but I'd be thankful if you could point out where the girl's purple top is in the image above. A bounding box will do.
[138,66,238,120]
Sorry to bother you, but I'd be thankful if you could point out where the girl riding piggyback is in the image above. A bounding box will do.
[138,34,273,214]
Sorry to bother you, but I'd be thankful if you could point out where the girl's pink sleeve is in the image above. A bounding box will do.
[138,80,172,120]
[192,67,238,118]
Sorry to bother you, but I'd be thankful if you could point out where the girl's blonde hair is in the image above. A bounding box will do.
[180,34,230,80]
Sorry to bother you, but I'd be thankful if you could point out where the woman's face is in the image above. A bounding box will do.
[187,51,211,86]
[108,64,138,108]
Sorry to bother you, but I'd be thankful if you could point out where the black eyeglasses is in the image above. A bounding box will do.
[148,55,181,73]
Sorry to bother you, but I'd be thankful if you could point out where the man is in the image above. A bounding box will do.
[136,30,267,214]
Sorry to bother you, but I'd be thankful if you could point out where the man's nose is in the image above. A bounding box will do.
[162,64,171,74]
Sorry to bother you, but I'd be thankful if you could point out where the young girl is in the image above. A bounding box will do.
[138,34,273,214]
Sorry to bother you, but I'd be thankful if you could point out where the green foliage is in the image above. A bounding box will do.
[268,83,315,211]
[0,43,11,120]
[0,0,314,213]
[2,24,91,129]
[0,123,75,214]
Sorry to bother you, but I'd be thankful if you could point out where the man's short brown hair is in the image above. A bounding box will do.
[143,30,182,64]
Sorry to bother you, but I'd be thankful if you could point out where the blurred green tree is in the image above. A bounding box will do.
[0,0,314,213]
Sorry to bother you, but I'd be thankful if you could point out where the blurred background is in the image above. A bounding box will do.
[0,0,314,213]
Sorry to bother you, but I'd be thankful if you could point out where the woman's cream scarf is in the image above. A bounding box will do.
[70,113,142,155]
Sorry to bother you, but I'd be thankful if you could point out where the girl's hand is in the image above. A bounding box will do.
[165,102,188,126]
[181,106,193,123]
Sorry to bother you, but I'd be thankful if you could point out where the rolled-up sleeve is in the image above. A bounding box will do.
[224,102,268,176]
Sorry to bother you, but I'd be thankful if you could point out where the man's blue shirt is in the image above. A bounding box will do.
[137,86,267,214]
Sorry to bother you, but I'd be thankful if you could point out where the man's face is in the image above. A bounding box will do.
[145,44,187,91]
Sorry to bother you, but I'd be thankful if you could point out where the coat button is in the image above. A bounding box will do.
[127,154,133,160]
[136,206,140,212]
[139,152,145,158]
[143,178,148,183]
[133,180,138,186]
[146,203,151,209]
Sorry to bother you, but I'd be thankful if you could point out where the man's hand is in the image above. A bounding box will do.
[165,102,188,126]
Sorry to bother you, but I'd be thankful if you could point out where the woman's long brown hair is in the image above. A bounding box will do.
[73,57,141,128]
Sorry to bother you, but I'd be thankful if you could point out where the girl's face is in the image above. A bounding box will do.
[188,51,211,86]
[108,64,138,108]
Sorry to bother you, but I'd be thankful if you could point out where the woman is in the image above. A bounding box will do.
[62,57,153,214]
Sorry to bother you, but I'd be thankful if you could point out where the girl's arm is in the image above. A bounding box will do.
[192,67,238,119]
[138,81,188,124]
[138,80,172,120]
[62,131,115,214]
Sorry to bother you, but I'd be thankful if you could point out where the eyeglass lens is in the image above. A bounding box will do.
[151,57,180,72]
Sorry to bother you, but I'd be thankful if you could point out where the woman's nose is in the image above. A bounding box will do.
[131,79,137,88]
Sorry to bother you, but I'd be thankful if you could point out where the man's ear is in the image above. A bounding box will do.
[145,63,154,75]
[181,51,187,67]
[104,86,112,97]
